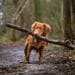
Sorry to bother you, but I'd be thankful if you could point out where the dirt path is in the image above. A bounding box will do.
[0,43,75,75]
[0,43,24,68]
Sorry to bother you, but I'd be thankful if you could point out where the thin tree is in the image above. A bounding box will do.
[10,0,19,41]
[63,0,73,42]
[63,0,73,59]
[34,0,43,22]
[71,0,75,40]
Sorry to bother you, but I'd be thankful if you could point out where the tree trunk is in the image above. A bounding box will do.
[63,0,75,60]
[71,0,75,40]
[63,0,71,59]
[10,0,19,42]
[34,0,42,21]
[63,0,73,42]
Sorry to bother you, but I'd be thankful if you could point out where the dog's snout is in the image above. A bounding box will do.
[33,30,42,35]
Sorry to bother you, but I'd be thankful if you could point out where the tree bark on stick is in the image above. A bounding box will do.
[6,22,75,49]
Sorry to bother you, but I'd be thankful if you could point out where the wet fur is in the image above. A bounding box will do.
[24,22,52,63]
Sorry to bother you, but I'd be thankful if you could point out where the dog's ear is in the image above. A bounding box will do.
[31,22,38,31]
[43,23,52,33]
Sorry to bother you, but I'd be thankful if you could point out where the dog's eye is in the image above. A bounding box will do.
[36,27,41,29]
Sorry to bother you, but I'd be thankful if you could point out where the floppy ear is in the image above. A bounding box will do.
[44,23,52,33]
[31,22,37,31]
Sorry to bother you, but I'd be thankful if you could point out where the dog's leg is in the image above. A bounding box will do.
[39,49,43,64]
[27,46,32,63]
[24,35,33,63]
[24,43,32,63]
[24,43,29,63]
[39,46,44,63]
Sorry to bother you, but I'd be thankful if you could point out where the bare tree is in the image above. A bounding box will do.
[63,0,75,59]
[10,0,19,41]
[63,0,73,42]
[71,0,75,40]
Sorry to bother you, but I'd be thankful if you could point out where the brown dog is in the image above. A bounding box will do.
[24,21,52,63]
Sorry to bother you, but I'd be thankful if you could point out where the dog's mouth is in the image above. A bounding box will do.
[33,30,43,36]
[33,29,47,36]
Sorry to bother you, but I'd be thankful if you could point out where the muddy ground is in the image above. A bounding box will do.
[0,43,75,75]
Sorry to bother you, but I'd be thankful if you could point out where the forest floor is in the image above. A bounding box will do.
[0,42,75,75]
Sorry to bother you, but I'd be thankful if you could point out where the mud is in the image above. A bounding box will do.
[0,43,24,68]
[0,43,75,75]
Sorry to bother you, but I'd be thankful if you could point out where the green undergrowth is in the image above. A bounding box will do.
[0,34,24,44]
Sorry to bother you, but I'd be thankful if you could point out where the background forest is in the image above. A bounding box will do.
[0,0,75,74]
[0,0,75,52]
[0,0,64,43]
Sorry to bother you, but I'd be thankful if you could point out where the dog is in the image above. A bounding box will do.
[24,21,52,63]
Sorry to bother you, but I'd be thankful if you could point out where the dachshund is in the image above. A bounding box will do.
[24,21,52,63]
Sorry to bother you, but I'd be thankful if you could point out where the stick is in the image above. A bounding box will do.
[6,22,75,50]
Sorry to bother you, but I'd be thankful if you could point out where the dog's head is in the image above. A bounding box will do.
[31,22,52,36]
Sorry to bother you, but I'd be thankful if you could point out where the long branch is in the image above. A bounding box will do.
[6,23,75,50]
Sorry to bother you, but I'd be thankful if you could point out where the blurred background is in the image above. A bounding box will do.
[0,0,64,43]
[0,1,75,74]
[0,0,75,45]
